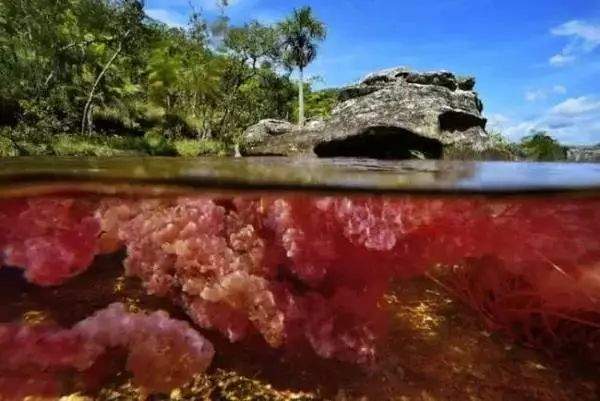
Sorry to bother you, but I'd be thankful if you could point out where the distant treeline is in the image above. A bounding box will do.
[489,131,571,162]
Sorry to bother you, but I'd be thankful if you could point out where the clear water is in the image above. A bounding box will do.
[0,158,598,401]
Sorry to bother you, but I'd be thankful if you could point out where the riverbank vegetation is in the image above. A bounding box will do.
[0,1,572,160]
[0,0,332,156]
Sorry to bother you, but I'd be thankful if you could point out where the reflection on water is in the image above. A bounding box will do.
[0,159,598,400]
[1,157,600,194]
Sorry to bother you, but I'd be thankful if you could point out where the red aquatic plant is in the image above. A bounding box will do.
[412,197,600,355]
[0,303,214,400]
[1,193,599,396]
[435,258,600,353]
[0,198,100,286]
[100,196,394,364]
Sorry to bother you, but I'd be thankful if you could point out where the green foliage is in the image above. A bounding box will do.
[301,88,339,119]
[0,0,315,154]
[444,130,521,161]
[0,0,147,131]
[174,139,227,157]
[0,126,234,157]
[92,106,140,134]
[224,22,281,69]
[0,136,18,157]
[487,130,522,158]
[279,6,326,126]
[279,7,327,71]
[444,143,517,161]
[520,131,567,161]
[52,134,127,156]
[445,130,568,162]
[143,130,175,155]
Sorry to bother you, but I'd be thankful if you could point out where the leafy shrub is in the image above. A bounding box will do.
[294,88,339,121]
[51,135,125,157]
[92,107,141,134]
[0,136,19,157]
[143,129,175,156]
[174,139,228,157]
[134,103,166,130]
[163,113,202,138]
[520,132,567,161]
[14,140,52,156]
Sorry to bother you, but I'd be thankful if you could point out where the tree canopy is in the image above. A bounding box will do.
[279,6,326,127]
[0,0,330,156]
[520,132,567,161]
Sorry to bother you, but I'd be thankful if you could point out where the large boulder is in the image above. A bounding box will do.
[243,68,505,160]
[244,119,297,145]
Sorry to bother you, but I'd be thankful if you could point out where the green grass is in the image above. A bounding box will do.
[0,126,231,157]
[143,130,176,155]
[50,135,143,156]
[174,139,228,157]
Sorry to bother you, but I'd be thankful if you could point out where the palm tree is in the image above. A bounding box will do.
[279,7,326,127]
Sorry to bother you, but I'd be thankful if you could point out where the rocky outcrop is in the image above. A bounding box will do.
[243,68,504,160]
[244,119,296,145]
[567,146,600,163]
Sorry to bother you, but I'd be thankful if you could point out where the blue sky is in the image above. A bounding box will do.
[146,0,600,145]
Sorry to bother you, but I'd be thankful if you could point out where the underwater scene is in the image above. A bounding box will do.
[0,158,599,401]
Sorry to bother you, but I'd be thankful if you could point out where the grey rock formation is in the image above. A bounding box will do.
[567,146,600,163]
[243,68,505,160]
[244,119,297,145]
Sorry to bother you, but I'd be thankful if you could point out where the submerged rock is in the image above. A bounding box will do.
[243,68,507,160]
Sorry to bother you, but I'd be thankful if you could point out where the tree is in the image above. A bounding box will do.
[279,7,326,127]
[224,21,280,70]
[217,21,282,138]
[80,0,145,134]
[520,131,567,161]
[0,0,299,153]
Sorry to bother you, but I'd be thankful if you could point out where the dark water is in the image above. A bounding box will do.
[0,158,599,401]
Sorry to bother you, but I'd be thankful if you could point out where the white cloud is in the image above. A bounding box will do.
[549,20,600,66]
[199,0,243,11]
[145,1,247,24]
[490,116,537,142]
[524,85,567,102]
[504,121,540,141]
[494,96,600,145]
[146,8,187,27]
[552,20,600,47]
[486,114,536,141]
[550,96,600,117]
[487,113,510,128]
[549,53,576,66]
[553,85,567,94]
[249,10,283,24]
[525,90,546,102]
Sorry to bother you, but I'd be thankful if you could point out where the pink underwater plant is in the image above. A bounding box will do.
[1,194,599,399]
[0,303,214,400]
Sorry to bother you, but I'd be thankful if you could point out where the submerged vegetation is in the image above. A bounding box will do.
[1,194,598,398]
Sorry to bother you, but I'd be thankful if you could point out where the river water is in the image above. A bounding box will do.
[0,157,598,401]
